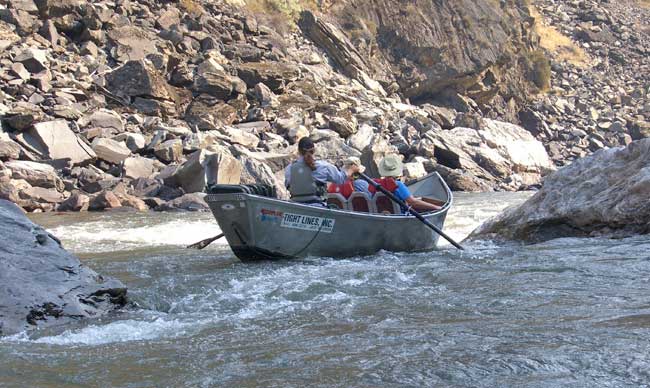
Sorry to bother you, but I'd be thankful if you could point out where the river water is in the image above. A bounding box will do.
[2,192,650,387]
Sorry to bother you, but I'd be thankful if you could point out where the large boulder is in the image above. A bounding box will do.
[429,119,554,190]
[360,136,398,178]
[470,139,650,242]
[0,135,22,160]
[193,58,247,100]
[171,149,242,193]
[236,61,301,93]
[122,156,156,180]
[104,60,176,103]
[156,193,209,212]
[16,120,96,166]
[92,138,131,164]
[185,97,238,130]
[0,199,127,336]
[4,161,63,190]
[107,25,158,62]
[239,155,288,199]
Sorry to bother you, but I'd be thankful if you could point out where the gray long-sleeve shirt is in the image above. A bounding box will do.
[284,158,370,194]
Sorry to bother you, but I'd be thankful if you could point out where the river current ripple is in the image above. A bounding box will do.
[2,192,650,387]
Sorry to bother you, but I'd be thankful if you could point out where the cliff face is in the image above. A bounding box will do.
[333,0,542,115]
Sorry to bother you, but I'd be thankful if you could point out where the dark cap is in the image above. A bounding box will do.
[298,136,315,152]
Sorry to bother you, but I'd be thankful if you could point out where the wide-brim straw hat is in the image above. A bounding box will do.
[343,156,365,173]
[378,154,403,177]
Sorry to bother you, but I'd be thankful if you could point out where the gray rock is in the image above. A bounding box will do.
[219,126,259,148]
[470,139,650,242]
[0,199,126,336]
[156,193,208,212]
[88,109,124,131]
[4,161,63,190]
[430,119,554,189]
[9,0,39,13]
[113,132,146,152]
[171,149,242,193]
[3,102,45,130]
[239,155,288,199]
[347,124,375,152]
[18,120,96,166]
[10,63,30,80]
[0,137,22,160]
[107,25,158,62]
[18,186,65,205]
[89,190,122,210]
[57,191,89,211]
[361,136,398,178]
[237,61,301,93]
[105,60,175,102]
[254,82,279,108]
[122,156,155,179]
[154,139,183,164]
[0,9,38,35]
[14,48,48,73]
[91,138,131,164]
[328,116,358,138]
[193,59,247,99]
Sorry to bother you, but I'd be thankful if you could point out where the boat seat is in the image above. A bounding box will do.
[348,192,375,213]
[326,193,348,210]
[373,193,401,214]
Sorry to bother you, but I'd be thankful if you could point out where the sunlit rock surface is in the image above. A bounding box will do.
[470,139,650,242]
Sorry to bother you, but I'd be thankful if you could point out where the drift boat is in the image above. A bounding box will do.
[205,173,453,261]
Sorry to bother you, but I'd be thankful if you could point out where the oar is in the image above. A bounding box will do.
[187,233,224,249]
[358,172,464,250]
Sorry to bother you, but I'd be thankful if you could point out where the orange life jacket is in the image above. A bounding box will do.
[368,177,398,194]
[327,180,354,198]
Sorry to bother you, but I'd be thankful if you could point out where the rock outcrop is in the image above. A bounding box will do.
[0,199,127,336]
[327,0,541,114]
[469,139,650,242]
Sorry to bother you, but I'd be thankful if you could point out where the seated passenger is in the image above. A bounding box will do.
[327,157,371,198]
[285,137,360,206]
[372,154,441,213]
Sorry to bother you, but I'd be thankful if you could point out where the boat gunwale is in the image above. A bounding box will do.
[206,172,453,222]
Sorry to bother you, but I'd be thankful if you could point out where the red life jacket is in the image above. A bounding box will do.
[327,180,354,198]
[368,177,398,194]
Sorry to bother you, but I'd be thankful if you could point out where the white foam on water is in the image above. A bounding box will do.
[8,317,208,346]
[48,219,224,252]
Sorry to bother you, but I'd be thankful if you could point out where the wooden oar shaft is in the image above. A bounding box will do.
[187,233,225,250]
[359,173,464,250]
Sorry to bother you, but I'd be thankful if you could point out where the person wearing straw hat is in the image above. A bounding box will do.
[373,154,441,212]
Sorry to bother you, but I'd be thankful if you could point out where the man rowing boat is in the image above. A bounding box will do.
[284,137,362,206]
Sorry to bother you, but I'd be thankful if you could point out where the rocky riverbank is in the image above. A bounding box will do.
[525,0,650,166]
[0,199,126,336]
[0,0,647,213]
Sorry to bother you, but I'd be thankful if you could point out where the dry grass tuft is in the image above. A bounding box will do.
[531,7,589,68]
[225,0,322,33]
[179,0,205,15]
